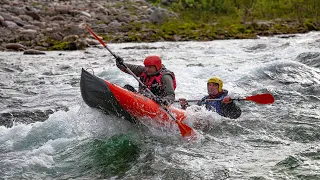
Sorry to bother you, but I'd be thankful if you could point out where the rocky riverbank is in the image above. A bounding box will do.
[0,0,319,53]
[0,0,177,53]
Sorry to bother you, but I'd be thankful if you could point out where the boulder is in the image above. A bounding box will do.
[23,49,46,55]
[5,43,25,50]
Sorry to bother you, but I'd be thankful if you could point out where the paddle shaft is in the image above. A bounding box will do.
[174,98,244,103]
[175,93,274,104]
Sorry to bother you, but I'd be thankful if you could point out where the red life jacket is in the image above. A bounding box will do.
[139,68,176,97]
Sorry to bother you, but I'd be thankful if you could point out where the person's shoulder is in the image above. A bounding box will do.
[161,73,174,82]
[222,89,229,95]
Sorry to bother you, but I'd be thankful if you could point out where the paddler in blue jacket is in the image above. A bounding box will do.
[179,77,241,119]
[116,55,176,106]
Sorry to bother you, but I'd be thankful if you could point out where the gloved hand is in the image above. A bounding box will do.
[222,96,232,104]
[179,98,189,109]
[153,97,169,106]
[116,56,124,65]
[153,97,163,105]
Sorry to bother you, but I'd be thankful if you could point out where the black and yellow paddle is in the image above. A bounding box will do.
[175,93,275,104]
[85,24,195,138]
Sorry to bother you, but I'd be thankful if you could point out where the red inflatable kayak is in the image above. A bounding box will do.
[80,68,187,129]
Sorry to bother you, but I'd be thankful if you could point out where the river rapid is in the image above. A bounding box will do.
[1,32,320,179]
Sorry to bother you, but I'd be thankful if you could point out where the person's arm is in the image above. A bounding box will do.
[160,74,175,105]
[196,96,207,106]
[116,62,145,77]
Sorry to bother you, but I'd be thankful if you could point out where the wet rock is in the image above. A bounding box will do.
[5,43,25,50]
[278,34,296,38]
[23,49,46,55]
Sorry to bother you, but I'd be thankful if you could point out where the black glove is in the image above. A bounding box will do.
[153,97,169,106]
[153,97,162,104]
[116,56,124,65]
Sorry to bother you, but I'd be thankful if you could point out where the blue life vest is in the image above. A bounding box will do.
[198,90,228,115]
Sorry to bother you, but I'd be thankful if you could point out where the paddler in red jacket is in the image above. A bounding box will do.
[116,55,176,106]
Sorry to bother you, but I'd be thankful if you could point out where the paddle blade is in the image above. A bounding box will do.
[176,121,195,137]
[85,25,106,47]
[245,93,275,104]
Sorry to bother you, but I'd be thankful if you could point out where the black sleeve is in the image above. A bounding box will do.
[116,62,145,77]
[196,97,206,106]
[220,101,242,119]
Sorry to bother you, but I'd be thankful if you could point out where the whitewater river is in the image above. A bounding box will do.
[1,32,320,179]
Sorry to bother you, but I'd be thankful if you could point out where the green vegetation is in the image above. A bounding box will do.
[43,38,77,51]
[128,0,320,41]
[148,0,320,23]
